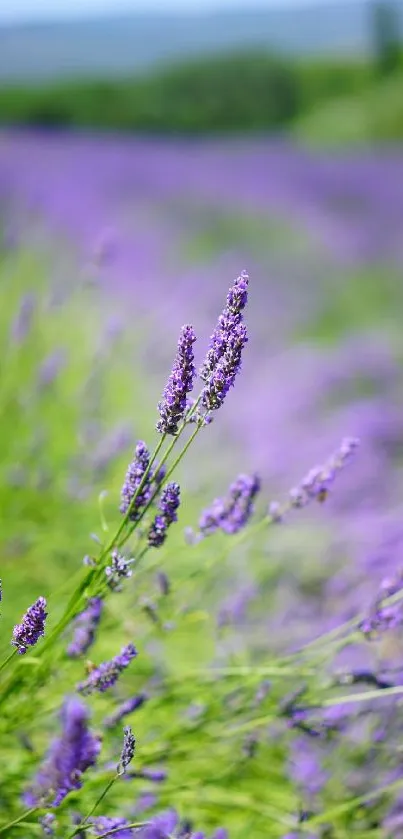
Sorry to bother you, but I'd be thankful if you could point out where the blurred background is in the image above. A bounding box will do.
[1,0,403,648]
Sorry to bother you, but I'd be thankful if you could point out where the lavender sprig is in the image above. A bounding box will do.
[200,271,249,382]
[77,644,137,695]
[157,324,196,435]
[67,597,103,658]
[12,596,47,655]
[93,817,135,838]
[120,441,153,521]
[118,726,136,774]
[24,696,100,807]
[196,472,260,538]
[105,550,133,591]
[148,482,181,548]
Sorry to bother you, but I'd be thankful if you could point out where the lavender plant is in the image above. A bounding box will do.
[2,264,403,839]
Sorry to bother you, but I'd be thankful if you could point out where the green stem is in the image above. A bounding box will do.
[67,775,118,838]
[322,684,403,707]
[0,648,17,676]
[0,807,37,836]
[86,822,148,838]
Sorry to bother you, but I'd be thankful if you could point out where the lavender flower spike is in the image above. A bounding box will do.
[157,324,196,435]
[200,271,249,382]
[104,693,149,729]
[148,482,181,548]
[77,643,137,694]
[67,597,103,658]
[121,441,153,521]
[12,596,47,654]
[24,696,100,807]
[118,726,136,774]
[289,437,360,509]
[197,473,260,538]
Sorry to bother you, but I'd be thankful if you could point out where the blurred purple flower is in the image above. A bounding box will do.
[143,810,178,839]
[148,482,181,548]
[11,292,36,343]
[24,696,100,807]
[93,817,134,838]
[77,644,137,694]
[104,693,149,729]
[197,473,260,538]
[67,597,103,658]
[120,441,153,521]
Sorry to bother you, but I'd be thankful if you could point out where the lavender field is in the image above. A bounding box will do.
[1,129,403,838]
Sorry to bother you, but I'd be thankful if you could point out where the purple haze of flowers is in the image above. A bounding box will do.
[104,693,149,729]
[67,597,103,658]
[148,482,181,548]
[94,817,135,838]
[120,441,153,521]
[157,324,196,435]
[197,472,260,538]
[77,643,137,695]
[12,596,47,655]
[24,696,100,807]
[143,810,178,839]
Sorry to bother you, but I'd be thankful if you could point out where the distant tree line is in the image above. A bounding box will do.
[0,37,401,135]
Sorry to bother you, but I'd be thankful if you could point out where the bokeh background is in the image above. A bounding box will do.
[2,3,403,833]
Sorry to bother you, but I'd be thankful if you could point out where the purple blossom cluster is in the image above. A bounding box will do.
[77,644,137,695]
[120,441,153,521]
[24,696,100,807]
[105,549,133,591]
[67,597,103,658]
[12,596,47,655]
[157,324,196,435]
[195,472,260,538]
[148,482,181,548]
[288,437,360,509]
[200,272,249,414]
[360,573,403,637]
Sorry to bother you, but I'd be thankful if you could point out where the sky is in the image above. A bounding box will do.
[0,0,358,25]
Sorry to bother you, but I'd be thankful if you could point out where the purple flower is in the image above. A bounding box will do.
[40,813,56,836]
[200,271,249,382]
[105,550,133,591]
[201,320,248,413]
[118,726,136,773]
[157,572,170,596]
[12,596,47,655]
[143,810,178,839]
[77,644,137,694]
[157,324,196,435]
[198,473,260,537]
[120,441,153,521]
[67,597,103,658]
[104,693,149,729]
[93,817,134,838]
[211,831,228,839]
[148,482,181,548]
[38,349,66,388]
[360,573,403,637]
[24,696,100,807]
[289,437,360,509]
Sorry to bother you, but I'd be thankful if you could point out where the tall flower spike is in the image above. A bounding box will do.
[120,441,153,521]
[197,473,260,538]
[157,324,196,435]
[67,597,103,658]
[77,643,137,695]
[12,596,47,655]
[148,482,181,548]
[24,696,100,807]
[118,726,136,774]
[200,271,249,382]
